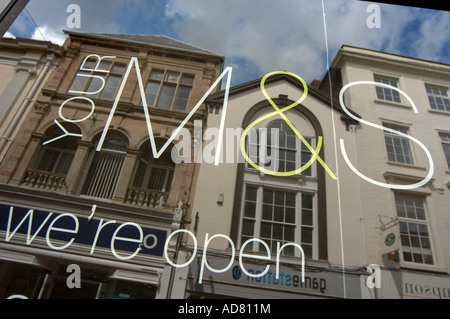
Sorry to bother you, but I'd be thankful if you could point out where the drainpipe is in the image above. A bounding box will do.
[350,125,368,267]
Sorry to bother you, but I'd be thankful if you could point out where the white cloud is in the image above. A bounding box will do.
[165,0,449,84]
[31,25,66,45]
[3,31,16,39]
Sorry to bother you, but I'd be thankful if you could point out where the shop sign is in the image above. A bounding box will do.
[0,203,167,259]
[381,270,450,299]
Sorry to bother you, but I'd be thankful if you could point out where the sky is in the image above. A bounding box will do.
[5,0,450,86]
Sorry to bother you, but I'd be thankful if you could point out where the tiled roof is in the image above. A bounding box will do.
[64,30,224,58]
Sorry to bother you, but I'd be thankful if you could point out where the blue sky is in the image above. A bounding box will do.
[6,0,450,86]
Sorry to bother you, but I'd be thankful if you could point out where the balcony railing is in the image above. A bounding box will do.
[124,186,169,209]
[23,169,67,191]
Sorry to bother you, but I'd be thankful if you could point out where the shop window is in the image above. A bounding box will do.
[144,69,194,112]
[395,193,434,265]
[132,139,174,193]
[80,132,128,199]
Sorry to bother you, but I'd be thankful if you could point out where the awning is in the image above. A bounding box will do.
[0,249,41,266]
[110,269,160,286]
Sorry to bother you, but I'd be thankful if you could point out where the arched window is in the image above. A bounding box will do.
[247,120,315,176]
[35,124,81,175]
[80,131,128,199]
[132,140,174,193]
[239,109,321,259]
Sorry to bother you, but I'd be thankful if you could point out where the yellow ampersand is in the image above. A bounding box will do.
[239,71,337,179]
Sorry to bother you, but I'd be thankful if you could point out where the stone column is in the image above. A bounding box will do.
[112,148,139,203]
[64,140,92,195]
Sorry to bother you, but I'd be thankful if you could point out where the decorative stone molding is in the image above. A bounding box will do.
[33,102,50,115]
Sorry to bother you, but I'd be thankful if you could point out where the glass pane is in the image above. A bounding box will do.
[274,206,284,222]
[275,191,284,205]
[165,72,179,83]
[423,254,434,265]
[418,224,429,236]
[36,150,59,172]
[413,253,423,263]
[98,60,112,72]
[400,234,410,246]
[246,187,257,201]
[180,75,195,86]
[55,152,74,174]
[150,70,164,81]
[145,82,160,106]
[403,252,413,262]
[262,204,272,220]
[396,204,406,218]
[157,85,175,109]
[286,193,295,207]
[242,219,254,236]
[111,63,126,74]
[263,189,273,203]
[285,207,295,224]
[420,237,430,249]
[302,210,313,226]
[408,223,418,235]
[244,202,256,218]
[260,223,271,239]
[301,227,313,244]
[174,87,191,111]
[302,244,312,258]
[302,194,313,209]
[410,235,420,247]
[100,75,121,99]
[284,226,295,241]
[416,208,426,220]
[86,76,105,95]
[273,224,283,240]
[70,71,90,92]
[399,221,408,234]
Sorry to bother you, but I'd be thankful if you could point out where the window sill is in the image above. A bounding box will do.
[386,161,426,171]
[243,167,318,182]
[428,109,450,116]
[399,262,448,275]
[374,99,411,109]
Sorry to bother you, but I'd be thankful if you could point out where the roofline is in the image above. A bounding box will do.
[332,44,450,69]
[63,30,225,60]
[206,73,360,119]
[0,36,64,55]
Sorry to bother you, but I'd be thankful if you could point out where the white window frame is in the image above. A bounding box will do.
[69,57,127,100]
[395,193,434,265]
[144,69,195,112]
[383,123,414,165]
[374,75,402,103]
[439,132,450,170]
[245,120,317,177]
[425,85,450,112]
[239,184,318,259]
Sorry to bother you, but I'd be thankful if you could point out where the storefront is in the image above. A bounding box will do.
[183,254,366,299]
[0,185,171,299]
[380,269,450,299]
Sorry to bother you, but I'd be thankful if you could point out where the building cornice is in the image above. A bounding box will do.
[331,45,450,77]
